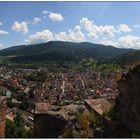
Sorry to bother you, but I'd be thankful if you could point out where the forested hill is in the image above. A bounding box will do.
[0,41,134,63]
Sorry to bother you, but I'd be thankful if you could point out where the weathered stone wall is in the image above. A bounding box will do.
[116,65,140,135]
[33,103,93,138]
[33,114,67,138]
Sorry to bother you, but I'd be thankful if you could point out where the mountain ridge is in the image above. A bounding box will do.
[0,41,136,63]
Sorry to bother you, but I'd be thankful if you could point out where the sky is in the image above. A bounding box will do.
[1,1,140,49]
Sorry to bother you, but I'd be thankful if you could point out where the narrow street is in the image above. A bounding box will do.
[61,73,65,95]
[79,75,87,95]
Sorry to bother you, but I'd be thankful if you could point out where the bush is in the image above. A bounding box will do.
[19,101,30,110]
[6,119,32,138]
[98,63,121,72]
[76,112,99,130]
[7,99,15,108]
[105,106,119,121]
[25,72,47,83]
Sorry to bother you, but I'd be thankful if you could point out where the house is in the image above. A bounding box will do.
[85,98,112,116]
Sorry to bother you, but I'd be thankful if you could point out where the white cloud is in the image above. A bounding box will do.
[99,40,117,47]
[68,26,85,42]
[0,22,2,26]
[100,35,140,49]
[99,25,118,37]
[117,24,132,32]
[80,18,98,38]
[79,18,139,49]
[25,29,53,44]
[80,17,118,38]
[25,25,85,44]
[33,17,42,24]
[55,25,85,42]
[12,21,28,34]
[55,32,68,41]
[80,17,133,39]
[42,10,50,14]
[48,12,63,22]
[0,29,9,35]
[117,35,140,49]
[80,18,94,31]
[74,25,81,31]
[0,44,5,50]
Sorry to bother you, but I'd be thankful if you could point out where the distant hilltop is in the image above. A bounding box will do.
[0,41,139,64]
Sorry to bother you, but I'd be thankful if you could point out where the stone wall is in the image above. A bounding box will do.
[116,65,140,135]
[33,114,67,138]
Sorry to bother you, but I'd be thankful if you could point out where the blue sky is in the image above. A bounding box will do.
[1,1,140,49]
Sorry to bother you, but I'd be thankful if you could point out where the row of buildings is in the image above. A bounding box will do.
[0,66,120,137]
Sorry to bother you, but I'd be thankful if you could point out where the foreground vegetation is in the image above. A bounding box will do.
[6,114,32,138]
